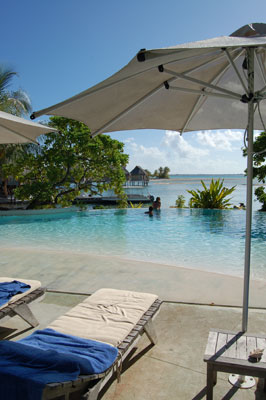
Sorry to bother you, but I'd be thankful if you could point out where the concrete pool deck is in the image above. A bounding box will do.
[1,246,266,399]
[1,246,266,308]
[1,292,266,399]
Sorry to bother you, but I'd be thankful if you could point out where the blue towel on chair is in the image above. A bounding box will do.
[0,328,118,400]
[0,280,31,307]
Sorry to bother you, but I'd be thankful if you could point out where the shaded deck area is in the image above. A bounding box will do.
[1,291,266,399]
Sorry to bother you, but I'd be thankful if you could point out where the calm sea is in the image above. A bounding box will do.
[147,174,263,211]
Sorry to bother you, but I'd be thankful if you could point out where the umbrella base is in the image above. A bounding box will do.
[228,374,256,388]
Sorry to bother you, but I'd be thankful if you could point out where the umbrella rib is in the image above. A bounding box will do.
[0,123,38,144]
[223,49,249,95]
[32,65,167,119]
[258,86,266,95]
[91,76,177,136]
[32,48,237,119]
[92,85,234,138]
[92,50,244,136]
[163,67,242,99]
[90,59,224,136]
[179,48,245,133]
[169,86,237,99]
[254,51,266,95]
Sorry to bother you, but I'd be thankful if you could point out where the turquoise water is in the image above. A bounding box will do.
[0,207,266,280]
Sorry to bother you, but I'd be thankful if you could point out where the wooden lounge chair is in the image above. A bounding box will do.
[0,277,45,328]
[40,288,162,400]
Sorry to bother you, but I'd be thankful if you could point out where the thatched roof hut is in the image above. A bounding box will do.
[129,166,149,186]
[123,167,131,180]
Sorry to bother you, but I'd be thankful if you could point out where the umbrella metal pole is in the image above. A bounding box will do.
[229,46,255,390]
[242,47,254,333]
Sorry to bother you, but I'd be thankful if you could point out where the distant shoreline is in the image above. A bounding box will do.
[150,174,245,181]
[151,174,246,184]
[169,174,244,176]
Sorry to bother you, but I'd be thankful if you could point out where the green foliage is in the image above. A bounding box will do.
[243,131,266,211]
[152,166,170,179]
[187,179,235,209]
[74,201,88,211]
[0,143,27,197]
[175,195,186,208]
[0,64,32,197]
[0,65,31,116]
[144,169,152,177]
[250,131,266,182]
[129,202,143,208]
[3,117,129,209]
[254,187,266,211]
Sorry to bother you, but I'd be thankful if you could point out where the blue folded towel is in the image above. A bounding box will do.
[0,340,80,400]
[0,280,31,307]
[19,328,118,375]
[0,328,118,400]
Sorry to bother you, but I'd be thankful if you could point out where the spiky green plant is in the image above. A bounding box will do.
[187,179,235,209]
[129,202,143,208]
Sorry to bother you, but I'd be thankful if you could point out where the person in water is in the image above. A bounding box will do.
[153,197,161,210]
[145,206,153,216]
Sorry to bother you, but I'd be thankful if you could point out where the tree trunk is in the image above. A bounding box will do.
[3,179,9,198]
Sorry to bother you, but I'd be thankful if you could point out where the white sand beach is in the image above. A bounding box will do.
[2,246,266,308]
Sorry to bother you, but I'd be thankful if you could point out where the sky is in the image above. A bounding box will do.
[1,0,266,174]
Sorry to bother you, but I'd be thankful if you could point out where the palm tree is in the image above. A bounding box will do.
[0,65,32,198]
[0,65,32,116]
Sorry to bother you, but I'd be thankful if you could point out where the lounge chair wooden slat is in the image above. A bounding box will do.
[225,334,237,358]
[204,329,266,399]
[0,287,45,327]
[42,296,162,400]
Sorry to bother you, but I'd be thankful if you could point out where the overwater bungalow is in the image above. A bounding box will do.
[128,166,149,186]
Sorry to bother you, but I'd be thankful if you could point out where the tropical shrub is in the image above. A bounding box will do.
[187,179,235,209]
[243,131,266,211]
[175,195,186,208]
[254,187,266,211]
[129,202,143,208]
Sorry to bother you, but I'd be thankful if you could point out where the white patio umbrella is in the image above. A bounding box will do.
[32,23,266,333]
[0,110,56,144]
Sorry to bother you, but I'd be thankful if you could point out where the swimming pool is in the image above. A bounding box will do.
[0,208,265,280]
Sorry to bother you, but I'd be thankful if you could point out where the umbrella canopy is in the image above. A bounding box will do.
[32,23,266,332]
[0,111,56,144]
[32,23,266,136]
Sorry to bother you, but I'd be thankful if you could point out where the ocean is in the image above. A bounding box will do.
[147,174,263,211]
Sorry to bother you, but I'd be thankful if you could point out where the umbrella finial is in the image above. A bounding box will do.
[230,23,266,38]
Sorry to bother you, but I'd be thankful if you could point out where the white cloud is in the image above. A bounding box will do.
[162,130,209,158]
[254,130,262,139]
[123,137,135,144]
[196,130,244,151]
[125,140,165,172]
[123,129,246,174]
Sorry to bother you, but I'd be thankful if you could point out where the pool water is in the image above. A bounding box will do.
[0,208,265,280]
